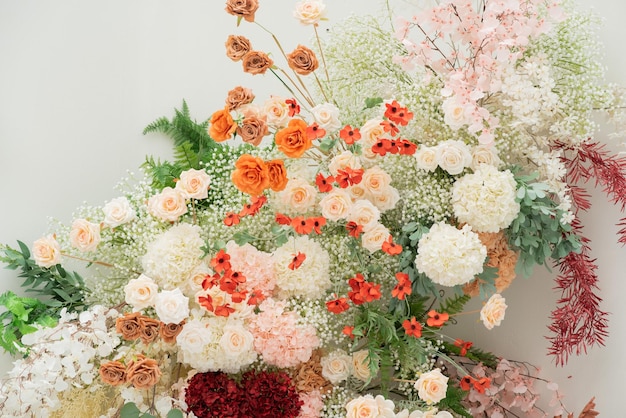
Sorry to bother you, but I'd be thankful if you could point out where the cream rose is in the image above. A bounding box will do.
[361,223,390,253]
[362,166,392,197]
[32,235,62,268]
[414,146,438,172]
[278,177,318,214]
[69,219,101,252]
[175,168,211,200]
[370,187,400,212]
[435,140,472,175]
[310,103,341,132]
[480,293,507,330]
[359,118,386,164]
[177,319,213,355]
[147,187,188,222]
[153,288,190,324]
[414,368,449,405]
[293,0,327,26]
[442,96,470,130]
[345,394,396,418]
[471,144,502,170]
[124,274,158,310]
[347,199,381,232]
[262,95,290,129]
[219,322,255,357]
[328,150,361,177]
[320,349,352,384]
[347,184,367,202]
[352,349,376,382]
[102,196,136,228]
[319,188,353,221]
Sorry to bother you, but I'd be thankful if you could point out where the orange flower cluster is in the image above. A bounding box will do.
[454,338,473,356]
[275,213,326,235]
[347,273,381,305]
[391,272,412,300]
[461,375,492,394]
[99,355,162,389]
[231,154,287,196]
[115,312,184,345]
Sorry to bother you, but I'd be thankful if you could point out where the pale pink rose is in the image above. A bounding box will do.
[328,151,361,177]
[414,146,438,172]
[175,168,211,200]
[147,187,188,222]
[319,188,353,221]
[347,199,380,232]
[278,177,318,214]
[124,274,158,310]
[69,219,101,252]
[262,96,290,129]
[154,288,190,324]
[102,196,136,228]
[32,234,62,268]
[414,368,449,405]
[480,293,507,330]
[361,166,392,197]
[293,0,327,26]
[310,103,341,132]
[320,349,352,384]
[345,394,396,418]
[361,223,389,253]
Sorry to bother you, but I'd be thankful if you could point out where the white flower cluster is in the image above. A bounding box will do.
[451,164,520,233]
[415,223,487,287]
[0,306,120,417]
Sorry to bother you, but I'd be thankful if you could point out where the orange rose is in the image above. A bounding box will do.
[266,159,288,192]
[287,45,319,75]
[209,106,237,142]
[126,355,162,389]
[139,316,161,345]
[275,118,311,158]
[226,85,255,110]
[231,154,270,196]
[115,312,142,340]
[225,0,259,23]
[242,50,273,75]
[225,35,252,62]
[160,320,185,344]
[99,361,127,386]
[237,115,268,146]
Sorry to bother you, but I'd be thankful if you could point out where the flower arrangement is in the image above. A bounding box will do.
[0,0,623,417]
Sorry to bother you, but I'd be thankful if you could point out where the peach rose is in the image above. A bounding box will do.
[361,223,389,253]
[231,154,270,196]
[116,312,143,340]
[362,166,392,197]
[287,45,319,75]
[242,50,274,75]
[175,168,211,200]
[236,115,268,146]
[414,368,449,404]
[266,159,288,192]
[126,354,162,389]
[370,187,400,212]
[225,0,259,23]
[139,316,162,345]
[124,274,158,310]
[293,0,327,26]
[102,196,136,228]
[275,118,312,158]
[147,187,188,222]
[209,106,237,142]
[351,349,375,382]
[99,361,126,386]
[225,35,252,62]
[347,199,380,232]
[160,320,185,344]
[262,96,290,129]
[415,146,438,172]
[226,85,255,110]
[32,234,62,268]
[319,188,352,221]
[480,293,507,330]
[328,150,361,177]
[279,177,318,213]
[69,219,101,252]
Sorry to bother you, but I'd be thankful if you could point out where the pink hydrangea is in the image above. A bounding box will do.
[226,241,276,297]
[297,390,324,418]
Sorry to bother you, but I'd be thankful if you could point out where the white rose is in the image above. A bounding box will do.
[32,235,62,268]
[361,223,390,253]
[352,349,376,382]
[345,394,396,418]
[310,103,341,132]
[219,322,255,357]
[319,188,353,221]
[293,0,327,26]
[328,150,361,176]
[320,349,352,384]
[69,219,101,252]
[435,140,472,175]
[403,409,453,418]
[442,96,469,130]
[154,288,190,324]
[471,144,502,170]
[347,199,381,232]
[414,368,449,405]
[414,146,438,172]
[124,274,159,310]
[175,168,211,200]
[480,293,507,330]
[262,96,290,129]
[278,177,318,214]
[177,319,213,355]
[362,166,392,196]
[371,187,400,212]
[147,187,188,222]
[102,196,136,228]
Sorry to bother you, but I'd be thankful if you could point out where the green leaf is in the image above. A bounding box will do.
[319,138,337,152]
[120,402,141,418]
[364,97,383,109]
[167,410,185,418]
[17,241,30,259]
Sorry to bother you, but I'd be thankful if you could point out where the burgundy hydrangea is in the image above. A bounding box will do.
[185,372,240,418]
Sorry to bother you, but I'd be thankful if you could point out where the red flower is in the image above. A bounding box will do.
[345,221,364,238]
[391,272,412,300]
[214,303,236,317]
[326,297,350,314]
[402,317,422,338]
[310,216,326,234]
[275,213,292,225]
[219,275,238,293]
[380,120,399,136]
[224,269,246,284]
[239,195,266,217]
[223,211,241,226]
[185,372,240,418]
[426,310,449,327]
[382,235,402,255]
[210,249,231,273]
[201,273,220,290]
[342,325,355,339]
[286,98,300,116]
[230,291,248,304]
[339,125,361,144]
[247,288,265,306]
[349,280,381,304]
[335,167,364,188]
[239,371,303,418]
[460,375,474,391]
[291,216,314,234]
[473,377,491,394]
[384,100,413,126]
[315,172,335,192]
[372,138,392,156]
[398,139,417,155]
[454,338,473,356]
[288,252,306,270]
[197,294,214,312]
[306,122,326,140]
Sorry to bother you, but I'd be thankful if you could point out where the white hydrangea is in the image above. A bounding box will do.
[142,223,205,290]
[415,222,487,287]
[273,235,331,300]
[451,164,520,232]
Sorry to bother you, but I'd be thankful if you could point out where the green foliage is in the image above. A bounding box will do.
[438,385,473,418]
[119,402,182,418]
[364,97,383,109]
[437,293,471,316]
[441,340,499,370]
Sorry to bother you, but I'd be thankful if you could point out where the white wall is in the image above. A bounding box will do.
[0,0,624,415]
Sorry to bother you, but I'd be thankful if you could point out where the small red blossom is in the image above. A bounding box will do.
[398,139,417,155]
[224,269,246,284]
[275,213,292,225]
[473,377,491,394]
[211,250,231,273]
[198,295,214,312]
[391,272,412,300]
[336,167,364,188]
[310,216,326,234]
[454,338,473,356]
[214,303,236,317]
[372,139,392,156]
[342,326,355,339]
[219,276,238,294]
[286,98,300,116]
[426,310,449,327]
[380,120,399,136]
[202,273,220,290]
[223,211,241,226]
[460,375,474,391]
[384,100,413,126]
[349,281,381,305]
[288,252,306,270]
[326,297,350,314]
[339,125,361,145]
[403,317,422,338]
[382,235,403,255]
[291,216,314,235]
[306,122,326,140]
[345,221,364,238]
[230,291,248,304]
[315,172,335,193]
[247,288,265,306]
